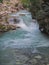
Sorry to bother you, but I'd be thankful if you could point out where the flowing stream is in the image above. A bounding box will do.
[0,10,49,65]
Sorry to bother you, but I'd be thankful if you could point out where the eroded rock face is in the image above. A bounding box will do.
[37,0,49,34]
[29,0,49,34]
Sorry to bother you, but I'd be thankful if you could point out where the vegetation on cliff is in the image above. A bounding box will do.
[21,0,30,8]
[21,0,41,18]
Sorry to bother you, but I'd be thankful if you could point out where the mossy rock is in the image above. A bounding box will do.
[0,24,16,32]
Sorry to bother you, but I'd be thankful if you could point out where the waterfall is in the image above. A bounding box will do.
[16,18,29,31]
[12,10,38,32]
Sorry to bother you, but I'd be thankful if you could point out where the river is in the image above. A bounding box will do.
[0,10,49,65]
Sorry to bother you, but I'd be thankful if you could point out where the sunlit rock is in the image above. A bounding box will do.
[34,55,42,59]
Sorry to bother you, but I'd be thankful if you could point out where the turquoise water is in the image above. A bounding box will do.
[0,10,49,65]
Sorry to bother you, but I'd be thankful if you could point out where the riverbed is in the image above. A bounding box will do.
[0,10,49,65]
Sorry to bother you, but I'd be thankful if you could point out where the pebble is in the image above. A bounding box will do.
[34,55,42,59]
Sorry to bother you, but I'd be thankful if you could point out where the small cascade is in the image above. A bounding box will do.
[12,10,39,32]
[16,18,29,31]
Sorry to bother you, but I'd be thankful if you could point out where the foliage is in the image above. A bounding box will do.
[0,0,3,3]
[30,0,41,18]
[21,0,30,8]
[21,0,40,9]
